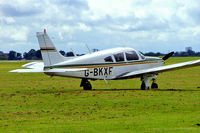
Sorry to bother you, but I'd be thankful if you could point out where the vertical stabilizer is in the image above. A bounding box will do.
[36,29,65,66]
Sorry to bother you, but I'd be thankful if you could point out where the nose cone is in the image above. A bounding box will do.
[145,56,164,64]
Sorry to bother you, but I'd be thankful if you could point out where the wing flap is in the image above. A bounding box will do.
[120,59,200,78]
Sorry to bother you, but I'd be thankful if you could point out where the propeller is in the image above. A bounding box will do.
[162,51,174,61]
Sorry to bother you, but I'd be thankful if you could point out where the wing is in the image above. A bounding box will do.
[117,59,200,79]
[9,68,87,73]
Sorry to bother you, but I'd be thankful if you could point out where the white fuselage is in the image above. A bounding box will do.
[44,47,164,80]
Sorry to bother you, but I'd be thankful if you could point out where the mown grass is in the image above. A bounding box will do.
[0,57,200,132]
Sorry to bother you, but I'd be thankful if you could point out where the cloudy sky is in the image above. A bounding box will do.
[0,0,200,54]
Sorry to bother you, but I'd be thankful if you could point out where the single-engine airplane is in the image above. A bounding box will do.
[10,29,200,90]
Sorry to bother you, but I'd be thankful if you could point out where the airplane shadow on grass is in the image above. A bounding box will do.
[25,88,200,95]
[92,88,200,92]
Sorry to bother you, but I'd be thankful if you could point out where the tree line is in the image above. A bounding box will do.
[0,49,75,60]
[0,47,199,60]
[143,47,200,57]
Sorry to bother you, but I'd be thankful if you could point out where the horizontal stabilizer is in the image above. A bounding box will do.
[10,68,44,73]
[22,62,44,69]
[10,68,88,73]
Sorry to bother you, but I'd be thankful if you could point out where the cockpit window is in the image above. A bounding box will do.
[114,52,124,62]
[125,51,139,61]
[139,52,145,59]
[104,56,113,62]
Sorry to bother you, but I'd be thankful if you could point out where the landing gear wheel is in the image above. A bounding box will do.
[151,83,158,89]
[141,81,149,90]
[80,79,92,90]
[83,82,92,90]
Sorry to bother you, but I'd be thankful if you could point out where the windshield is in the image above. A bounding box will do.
[139,52,145,59]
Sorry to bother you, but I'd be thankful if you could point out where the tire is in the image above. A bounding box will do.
[141,82,146,90]
[83,82,92,90]
[141,82,150,90]
[151,83,158,89]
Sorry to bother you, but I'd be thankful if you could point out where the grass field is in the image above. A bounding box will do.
[0,57,200,132]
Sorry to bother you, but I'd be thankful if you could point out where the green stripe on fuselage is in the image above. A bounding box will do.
[44,58,163,69]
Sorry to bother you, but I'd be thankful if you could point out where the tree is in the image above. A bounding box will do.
[186,47,195,56]
[0,51,8,60]
[16,53,22,60]
[23,49,37,60]
[23,52,28,59]
[8,51,17,60]
[35,50,42,59]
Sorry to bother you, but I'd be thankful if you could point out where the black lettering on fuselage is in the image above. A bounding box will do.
[94,68,98,76]
[104,67,108,75]
[84,67,113,77]
[99,67,103,76]
[109,67,113,75]
[84,70,89,77]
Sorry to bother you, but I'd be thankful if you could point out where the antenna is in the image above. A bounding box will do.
[85,44,92,54]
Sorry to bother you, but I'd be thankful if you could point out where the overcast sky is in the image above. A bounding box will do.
[0,0,200,54]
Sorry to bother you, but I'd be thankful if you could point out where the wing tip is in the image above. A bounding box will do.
[9,69,19,73]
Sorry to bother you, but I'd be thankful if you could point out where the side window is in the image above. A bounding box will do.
[104,56,113,62]
[114,52,124,62]
[125,51,139,61]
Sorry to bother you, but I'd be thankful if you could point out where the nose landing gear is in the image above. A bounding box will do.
[141,77,150,90]
[140,75,158,90]
[151,78,158,89]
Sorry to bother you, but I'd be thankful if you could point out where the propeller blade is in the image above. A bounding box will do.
[162,51,174,61]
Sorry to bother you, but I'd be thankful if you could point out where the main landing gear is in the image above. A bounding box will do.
[151,78,158,89]
[140,75,158,90]
[80,78,92,90]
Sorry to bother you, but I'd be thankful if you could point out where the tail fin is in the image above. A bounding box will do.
[36,29,66,66]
